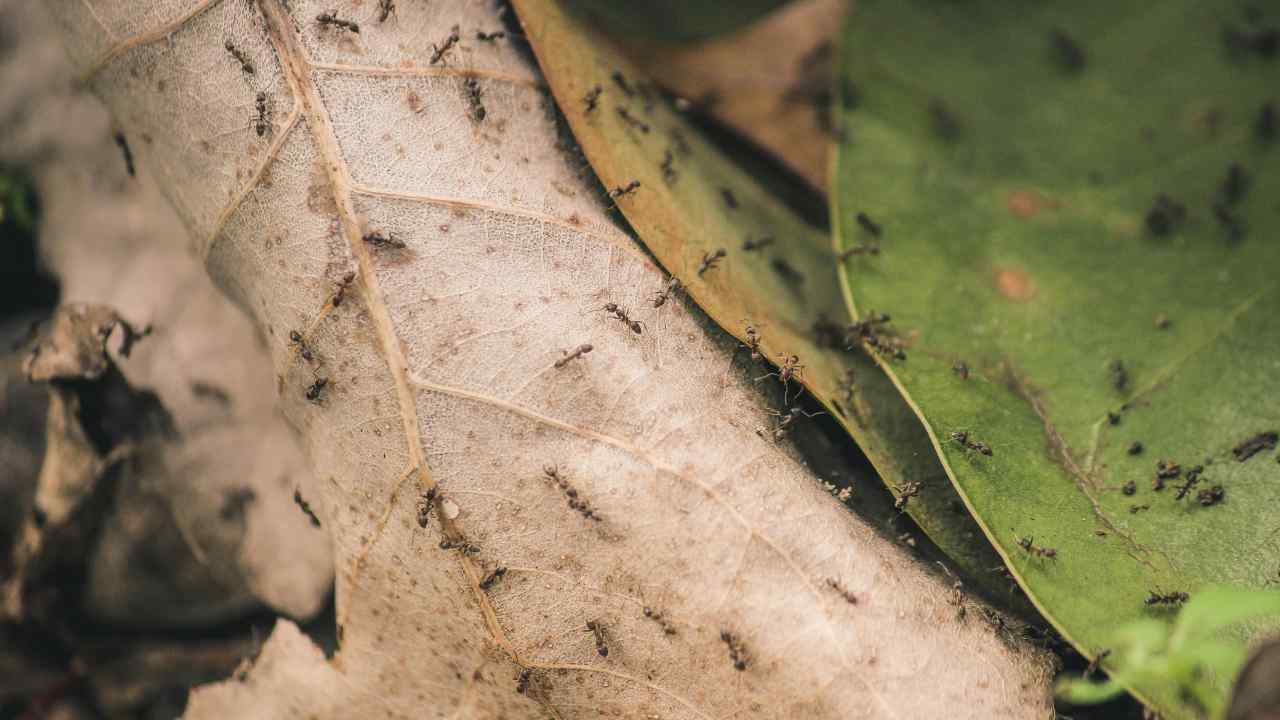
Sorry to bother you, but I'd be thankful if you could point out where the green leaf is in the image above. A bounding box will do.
[560,0,792,41]
[834,0,1280,716]
[516,0,1029,608]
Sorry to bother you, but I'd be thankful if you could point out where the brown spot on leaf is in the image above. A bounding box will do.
[993,266,1036,301]
[1006,190,1053,219]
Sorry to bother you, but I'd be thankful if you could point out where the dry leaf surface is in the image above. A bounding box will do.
[49,0,1054,717]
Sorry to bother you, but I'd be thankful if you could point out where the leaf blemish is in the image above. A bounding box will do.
[992,266,1036,301]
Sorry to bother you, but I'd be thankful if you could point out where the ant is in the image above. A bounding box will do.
[113,133,135,177]
[516,669,531,694]
[616,106,650,133]
[439,536,480,554]
[719,630,748,671]
[742,323,763,362]
[554,343,593,368]
[479,566,507,590]
[771,258,804,285]
[721,188,738,209]
[609,180,640,199]
[652,277,680,308]
[697,248,726,277]
[660,150,677,185]
[757,354,804,402]
[430,25,461,64]
[476,30,505,42]
[1085,649,1111,678]
[377,0,396,23]
[464,77,485,122]
[416,487,436,528]
[643,606,678,635]
[332,271,356,307]
[363,230,406,249]
[1145,589,1189,606]
[316,10,360,33]
[251,92,271,137]
[742,236,775,252]
[583,85,602,114]
[305,377,328,402]
[586,620,609,657]
[894,481,921,512]
[224,39,254,74]
[1015,534,1057,559]
[289,330,314,361]
[610,70,635,97]
[952,361,969,380]
[602,303,643,334]
[949,430,993,456]
[293,490,322,527]
[764,404,825,441]
[855,212,881,237]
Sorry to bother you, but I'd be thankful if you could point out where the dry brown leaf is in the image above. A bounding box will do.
[47,0,1054,717]
[614,0,845,191]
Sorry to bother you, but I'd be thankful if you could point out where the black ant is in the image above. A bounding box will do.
[603,303,643,334]
[610,71,634,97]
[1196,485,1225,506]
[894,481,921,512]
[416,487,436,528]
[293,490,322,527]
[430,25,461,64]
[305,377,328,402]
[1015,534,1057,559]
[224,39,254,74]
[464,77,485,122]
[652,277,680,308]
[113,133,135,177]
[616,106,650,133]
[516,669,531,694]
[949,430,992,455]
[332,270,355,307]
[479,566,507,590]
[583,85,602,114]
[1049,29,1085,73]
[660,150,676,185]
[363,230,406,249]
[846,313,903,360]
[771,258,804,285]
[764,404,825,441]
[855,212,882,237]
[719,630,748,671]
[586,620,609,656]
[251,92,271,137]
[721,188,738,209]
[554,343,593,368]
[609,180,640,199]
[316,10,360,33]
[742,236,775,252]
[377,0,396,22]
[476,30,505,42]
[1145,589,1189,606]
[696,248,726,277]
[952,361,969,380]
[289,330,314,361]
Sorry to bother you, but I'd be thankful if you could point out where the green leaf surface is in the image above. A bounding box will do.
[515,0,1028,608]
[560,0,791,42]
[834,1,1280,716]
